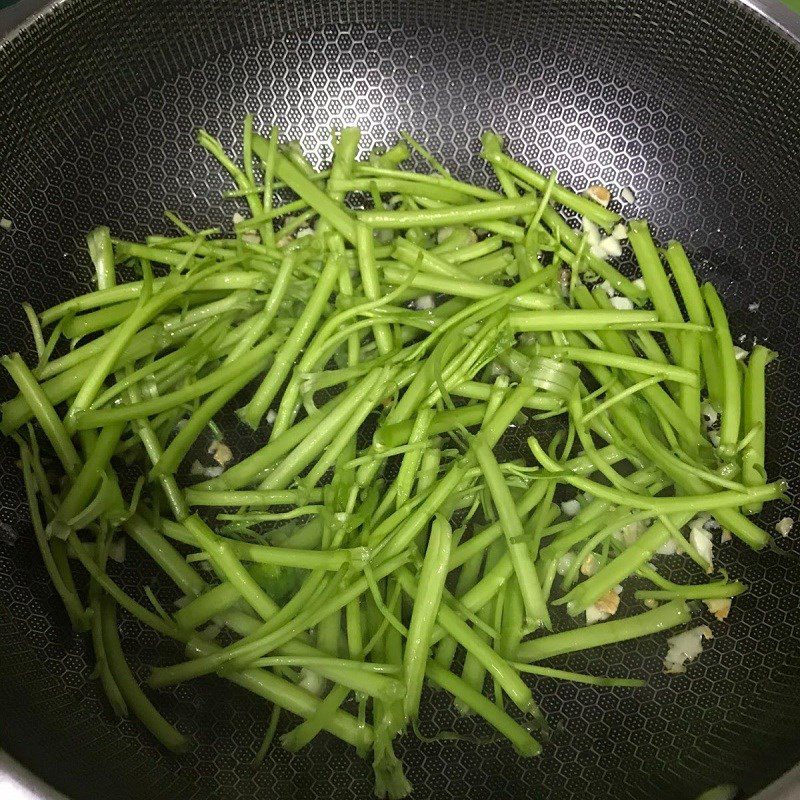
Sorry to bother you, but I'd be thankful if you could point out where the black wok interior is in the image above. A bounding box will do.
[1,1,800,798]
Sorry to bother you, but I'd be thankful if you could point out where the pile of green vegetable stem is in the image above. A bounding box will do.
[0,118,785,798]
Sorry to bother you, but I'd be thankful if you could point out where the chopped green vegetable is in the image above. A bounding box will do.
[2,123,784,798]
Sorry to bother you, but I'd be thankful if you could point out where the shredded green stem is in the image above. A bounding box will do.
[3,124,785,796]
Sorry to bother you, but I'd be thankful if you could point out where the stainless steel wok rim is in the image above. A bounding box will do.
[0,0,798,798]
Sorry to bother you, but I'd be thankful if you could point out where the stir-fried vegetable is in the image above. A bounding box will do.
[1,122,786,797]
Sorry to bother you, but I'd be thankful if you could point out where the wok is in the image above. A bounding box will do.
[1,1,800,798]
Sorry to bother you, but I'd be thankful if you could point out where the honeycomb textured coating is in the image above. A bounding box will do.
[1,2,800,799]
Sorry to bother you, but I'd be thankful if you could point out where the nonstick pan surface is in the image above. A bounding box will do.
[1,1,800,799]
